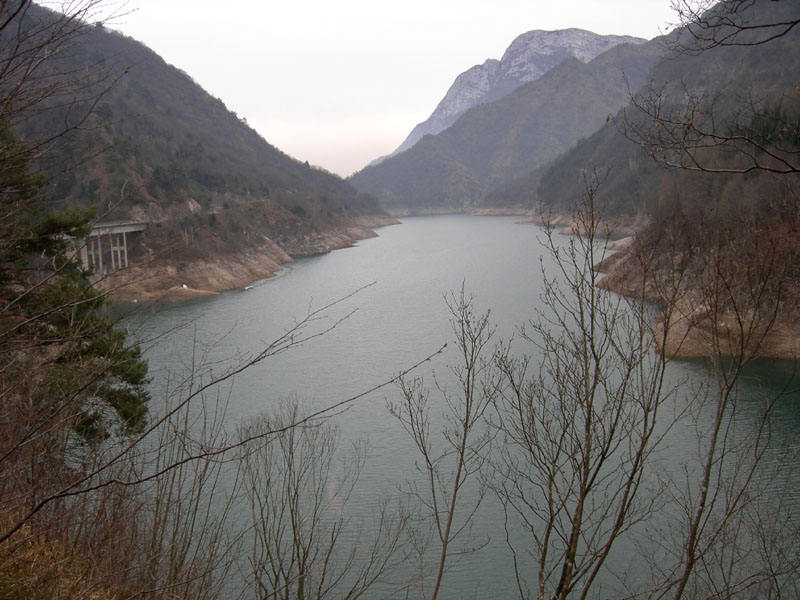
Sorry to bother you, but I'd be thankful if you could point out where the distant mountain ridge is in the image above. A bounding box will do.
[377,28,644,163]
[350,39,665,214]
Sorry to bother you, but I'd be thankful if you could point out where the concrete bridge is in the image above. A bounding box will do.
[77,220,148,275]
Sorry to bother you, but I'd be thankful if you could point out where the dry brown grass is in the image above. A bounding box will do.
[0,519,124,600]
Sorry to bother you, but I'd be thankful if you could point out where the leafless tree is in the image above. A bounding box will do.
[486,186,679,600]
[669,0,800,53]
[2,3,797,599]
[625,211,800,600]
[624,81,800,176]
[622,0,800,176]
[0,0,126,167]
[619,12,800,593]
[389,286,500,600]
[0,274,443,597]
[480,175,799,599]
[239,399,410,600]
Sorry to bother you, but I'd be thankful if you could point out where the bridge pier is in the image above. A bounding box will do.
[77,220,147,275]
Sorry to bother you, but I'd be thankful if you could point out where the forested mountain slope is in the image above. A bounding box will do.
[536,0,800,360]
[530,0,800,217]
[349,39,665,214]
[12,6,392,299]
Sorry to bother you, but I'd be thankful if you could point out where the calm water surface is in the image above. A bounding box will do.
[125,215,800,598]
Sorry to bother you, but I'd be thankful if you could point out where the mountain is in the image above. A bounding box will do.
[531,1,800,218]
[349,39,665,214]
[11,6,393,300]
[374,29,644,165]
[530,0,800,360]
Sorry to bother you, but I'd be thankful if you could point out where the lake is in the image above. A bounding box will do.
[124,215,800,599]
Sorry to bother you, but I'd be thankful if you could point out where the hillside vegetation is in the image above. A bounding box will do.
[532,0,800,217]
[12,6,391,299]
[537,0,800,359]
[349,40,665,214]
[2,3,800,598]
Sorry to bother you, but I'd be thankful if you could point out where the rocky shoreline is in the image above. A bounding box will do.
[107,210,798,360]
[517,211,798,360]
[596,236,800,360]
[106,216,399,303]
[386,207,531,217]
[524,212,652,237]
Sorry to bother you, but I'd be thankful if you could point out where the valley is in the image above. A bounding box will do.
[1,1,799,598]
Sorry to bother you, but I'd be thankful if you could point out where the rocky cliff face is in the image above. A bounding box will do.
[382,29,644,161]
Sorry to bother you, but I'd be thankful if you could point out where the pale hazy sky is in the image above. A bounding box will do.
[91,0,678,177]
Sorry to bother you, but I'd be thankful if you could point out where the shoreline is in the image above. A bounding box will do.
[106,211,799,360]
[596,237,799,360]
[105,216,399,303]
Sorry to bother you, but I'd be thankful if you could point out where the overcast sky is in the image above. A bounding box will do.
[93,0,678,177]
